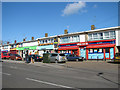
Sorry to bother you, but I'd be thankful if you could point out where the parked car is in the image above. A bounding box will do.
[9,54,22,60]
[49,53,66,63]
[112,53,120,62]
[28,54,43,62]
[66,54,84,61]
[1,52,10,59]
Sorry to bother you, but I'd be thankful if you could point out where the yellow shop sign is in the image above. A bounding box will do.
[10,48,16,50]
[38,43,53,46]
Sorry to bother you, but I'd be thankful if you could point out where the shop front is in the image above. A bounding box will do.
[16,46,37,59]
[77,42,88,59]
[86,39,115,60]
[10,48,18,54]
[37,45,54,56]
[58,43,80,56]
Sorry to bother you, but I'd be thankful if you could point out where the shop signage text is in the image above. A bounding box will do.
[77,42,88,46]
[38,43,53,46]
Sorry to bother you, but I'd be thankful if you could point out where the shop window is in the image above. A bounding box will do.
[93,49,98,53]
[89,48,103,53]
[105,48,109,53]
[89,49,93,53]
[98,48,103,53]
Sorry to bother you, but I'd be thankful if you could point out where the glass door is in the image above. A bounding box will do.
[105,48,110,59]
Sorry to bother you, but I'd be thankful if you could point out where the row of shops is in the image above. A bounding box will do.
[1,26,120,60]
[58,39,116,60]
[2,39,115,60]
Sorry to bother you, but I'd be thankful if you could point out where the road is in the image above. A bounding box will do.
[2,60,119,89]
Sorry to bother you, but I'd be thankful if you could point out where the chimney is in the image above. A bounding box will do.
[14,40,17,43]
[64,29,68,34]
[23,38,25,41]
[7,42,9,44]
[91,25,95,30]
[45,33,48,37]
[32,37,34,40]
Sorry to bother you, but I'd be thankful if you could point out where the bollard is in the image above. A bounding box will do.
[31,57,34,63]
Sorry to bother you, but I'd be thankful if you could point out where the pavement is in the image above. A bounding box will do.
[65,61,118,74]
[2,60,119,89]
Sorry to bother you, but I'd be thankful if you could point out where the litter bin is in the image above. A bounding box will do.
[43,53,50,63]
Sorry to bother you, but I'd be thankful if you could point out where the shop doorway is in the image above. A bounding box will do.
[105,48,110,59]
[104,48,114,59]
[72,50,78,56]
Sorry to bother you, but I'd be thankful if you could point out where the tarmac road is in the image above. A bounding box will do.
[2,60,119,89]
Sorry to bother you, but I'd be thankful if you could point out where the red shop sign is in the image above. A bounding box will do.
[77,42,88,46]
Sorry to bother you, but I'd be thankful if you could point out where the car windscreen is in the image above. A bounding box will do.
[3,52,8,56]
[116,53,120,57]
[51,54,58,56]
[15,54,20,57]
[35,55,41,57]
[59,54,65,56]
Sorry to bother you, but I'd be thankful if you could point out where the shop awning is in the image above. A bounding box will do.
[58,46,79,50]
[86,44,115,49]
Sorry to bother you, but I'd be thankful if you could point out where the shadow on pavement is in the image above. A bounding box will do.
[107,62,120,64]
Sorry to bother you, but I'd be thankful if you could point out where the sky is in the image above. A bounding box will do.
[2,2,118,43]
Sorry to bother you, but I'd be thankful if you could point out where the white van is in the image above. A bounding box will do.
[49,53,66,63]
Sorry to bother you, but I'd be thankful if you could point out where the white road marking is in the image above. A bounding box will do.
[0,72,11,75]
[59,64,65,66]
[26,78,73,88]
[43,64,63,68]
[10,66,18,69]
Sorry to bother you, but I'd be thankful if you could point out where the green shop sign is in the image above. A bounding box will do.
[16,47,24,50]
[16,46,37,50]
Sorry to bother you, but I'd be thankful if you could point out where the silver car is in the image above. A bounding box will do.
[49,53,66,63]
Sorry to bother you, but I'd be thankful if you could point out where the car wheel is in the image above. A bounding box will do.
[64,61,66,63]
[55,59,58,63]
[82,57,84,61]
[76,59,79,62]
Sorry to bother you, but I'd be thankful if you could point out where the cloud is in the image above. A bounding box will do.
[62,1,86,16]
[93,4,97,8]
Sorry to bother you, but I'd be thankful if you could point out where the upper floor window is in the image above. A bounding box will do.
[104,32,109,39]
[88,31,115,41]
[98,33,103,39]
[48,39,50,43]
[60,35,80,44]
[93,33,97,40]
[110,31,115,38]
[45,39,47,43]
[104,31,115,39]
